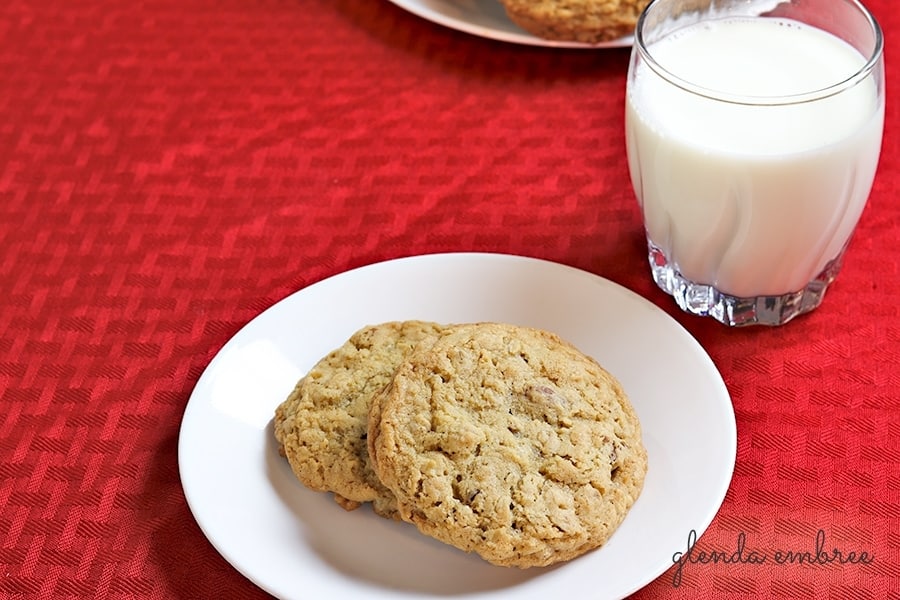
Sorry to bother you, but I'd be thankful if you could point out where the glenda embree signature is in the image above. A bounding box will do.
[671,529,875,587]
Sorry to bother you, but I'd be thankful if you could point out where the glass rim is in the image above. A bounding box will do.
[634,0,884,106]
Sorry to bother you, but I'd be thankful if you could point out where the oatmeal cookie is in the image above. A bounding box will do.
[501,0,650,44]
[368,322,647,567]
[274,320,444,518]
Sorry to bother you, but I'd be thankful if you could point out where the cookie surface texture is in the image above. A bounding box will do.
[501,0,650,44]
[368,323,647,567]
[274,320,444,518]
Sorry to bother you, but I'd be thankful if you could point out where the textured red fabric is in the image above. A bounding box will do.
[1,0,898,598]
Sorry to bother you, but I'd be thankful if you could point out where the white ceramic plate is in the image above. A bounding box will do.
[179,252,735,600]
[386,0,634,48]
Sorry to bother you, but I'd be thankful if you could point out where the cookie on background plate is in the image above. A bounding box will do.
[501,0,650,44]
[368,322,647,568]
[274,320,445,518]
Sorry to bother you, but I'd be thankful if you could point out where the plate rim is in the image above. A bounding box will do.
[384,0,634,49]
[178,251,736,600]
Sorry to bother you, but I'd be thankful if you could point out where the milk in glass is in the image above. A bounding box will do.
[626,17,884,298]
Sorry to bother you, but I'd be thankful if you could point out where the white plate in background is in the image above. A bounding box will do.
[386,0,634,48]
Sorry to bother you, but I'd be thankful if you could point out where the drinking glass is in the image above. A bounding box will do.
[625,0,885,326]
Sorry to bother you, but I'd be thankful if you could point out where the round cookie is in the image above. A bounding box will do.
[368,323,647,567]
[274,320,444,518]
[501,0,650,44]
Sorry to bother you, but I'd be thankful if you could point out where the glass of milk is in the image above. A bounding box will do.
[625,0,884,326]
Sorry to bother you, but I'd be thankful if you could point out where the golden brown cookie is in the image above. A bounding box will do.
[368,323,647,567]
[274,320,444,518]
[501,0,650,44]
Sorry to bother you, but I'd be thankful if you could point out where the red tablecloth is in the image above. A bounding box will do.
[2,0,898,598]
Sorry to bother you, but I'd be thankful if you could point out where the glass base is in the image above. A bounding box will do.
[647,242,845,327]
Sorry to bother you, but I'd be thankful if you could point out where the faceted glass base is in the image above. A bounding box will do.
[647,242,846,326]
